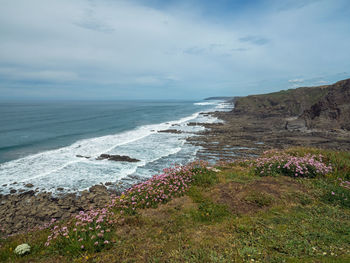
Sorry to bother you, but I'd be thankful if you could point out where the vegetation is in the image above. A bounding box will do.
[1,147,350,262]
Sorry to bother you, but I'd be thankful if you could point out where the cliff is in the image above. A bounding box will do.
[233,85,330,117]
[233,78,350,132]
[301,78,350,131]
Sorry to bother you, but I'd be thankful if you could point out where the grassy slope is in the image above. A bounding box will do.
[1,148,350,263]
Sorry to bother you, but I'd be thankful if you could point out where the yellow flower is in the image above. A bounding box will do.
[120,194,125,199]
[85,256,89,260]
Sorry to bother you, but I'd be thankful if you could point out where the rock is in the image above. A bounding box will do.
[89,185,108,193]
[10,189,17,194]
[25,183,34,188]
[159,129,183,134]
[96,154,140,162]
[285,117,307,132]
[2,184,7,186]
[76,155,90,159]
[105,182,113,186]
[302,79,350,131]
[57,187,64,191]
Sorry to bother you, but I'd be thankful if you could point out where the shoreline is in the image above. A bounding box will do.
[0,108,230,237]
[189,107,350,161]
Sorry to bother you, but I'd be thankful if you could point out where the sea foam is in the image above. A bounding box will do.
[0,102,231,194]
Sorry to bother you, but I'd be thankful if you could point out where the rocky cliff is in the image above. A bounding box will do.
[301,78,350,131]
[233,85,330,117]
[233,78,350,132]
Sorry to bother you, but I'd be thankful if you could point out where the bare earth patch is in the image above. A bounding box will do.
[209,176,306,214]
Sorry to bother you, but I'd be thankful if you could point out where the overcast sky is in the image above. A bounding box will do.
[0,0,349,100]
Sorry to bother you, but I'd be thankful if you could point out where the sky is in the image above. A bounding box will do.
[0,0,349,100]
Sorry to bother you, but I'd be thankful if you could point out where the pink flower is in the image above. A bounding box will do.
[94,241,99,246]
[331,191,335,195]
[81,245,84,249]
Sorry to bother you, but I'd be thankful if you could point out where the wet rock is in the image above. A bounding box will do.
[10,189,17,194]
[76,155,90,159]
[105,182,113,186]
[25,183,34,188]
[89,185,107,193]
[57,187,64,191]
[96,154,140,162]
[159,129,183,134]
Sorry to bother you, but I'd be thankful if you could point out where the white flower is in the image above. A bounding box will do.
[14,243,31,255]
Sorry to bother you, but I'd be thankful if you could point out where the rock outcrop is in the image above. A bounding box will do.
[301,79,350,131]
[96,154,140,162]
[0,185,112,236]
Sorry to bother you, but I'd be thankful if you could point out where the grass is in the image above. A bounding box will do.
[1,147,350,262]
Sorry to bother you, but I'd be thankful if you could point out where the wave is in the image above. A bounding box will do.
[0,102,233,194]
[193,102,218,106]
[0,111,202,193]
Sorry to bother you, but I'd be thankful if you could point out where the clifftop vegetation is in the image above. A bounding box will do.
[1,147,350,262]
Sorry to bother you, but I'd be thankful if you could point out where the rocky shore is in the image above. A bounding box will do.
[189,78,350,161]
[0,173,147,236]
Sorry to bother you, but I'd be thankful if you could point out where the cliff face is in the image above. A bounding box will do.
[233,85,329,117]
[302,79,350,131]
[233,78,350,132]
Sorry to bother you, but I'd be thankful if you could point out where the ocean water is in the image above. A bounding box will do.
[0,100,232,194]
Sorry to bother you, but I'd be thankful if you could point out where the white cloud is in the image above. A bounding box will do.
[288,79,304,83]
[0,0,349,99]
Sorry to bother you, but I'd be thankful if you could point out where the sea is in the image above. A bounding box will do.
[0,100,232,195]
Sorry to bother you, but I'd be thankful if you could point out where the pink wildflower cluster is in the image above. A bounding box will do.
[45,207,115,250]
[338,178,350,190]
[252,153,332,178]
[111,161,209,212]
[44,161,209,252]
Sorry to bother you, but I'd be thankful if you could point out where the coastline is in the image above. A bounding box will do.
[189,108,350,162]
[0,104,230,236]
[2,77,350,237]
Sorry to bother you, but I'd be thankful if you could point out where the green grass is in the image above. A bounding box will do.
[244,191,274,207]
[1,147,350,262]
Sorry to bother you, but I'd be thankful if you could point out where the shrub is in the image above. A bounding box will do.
[14,243,30,256]
[45,208,115,254]
[251,153,332,178]
[111,160,210,213]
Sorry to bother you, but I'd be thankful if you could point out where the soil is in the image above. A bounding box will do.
[209,176,306,214]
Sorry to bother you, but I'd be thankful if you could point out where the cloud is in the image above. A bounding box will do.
[239,36,269,46]
[288,79,304,83]
[0,67,78,83]
[277,0,322,11]
[0,0,349,99]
